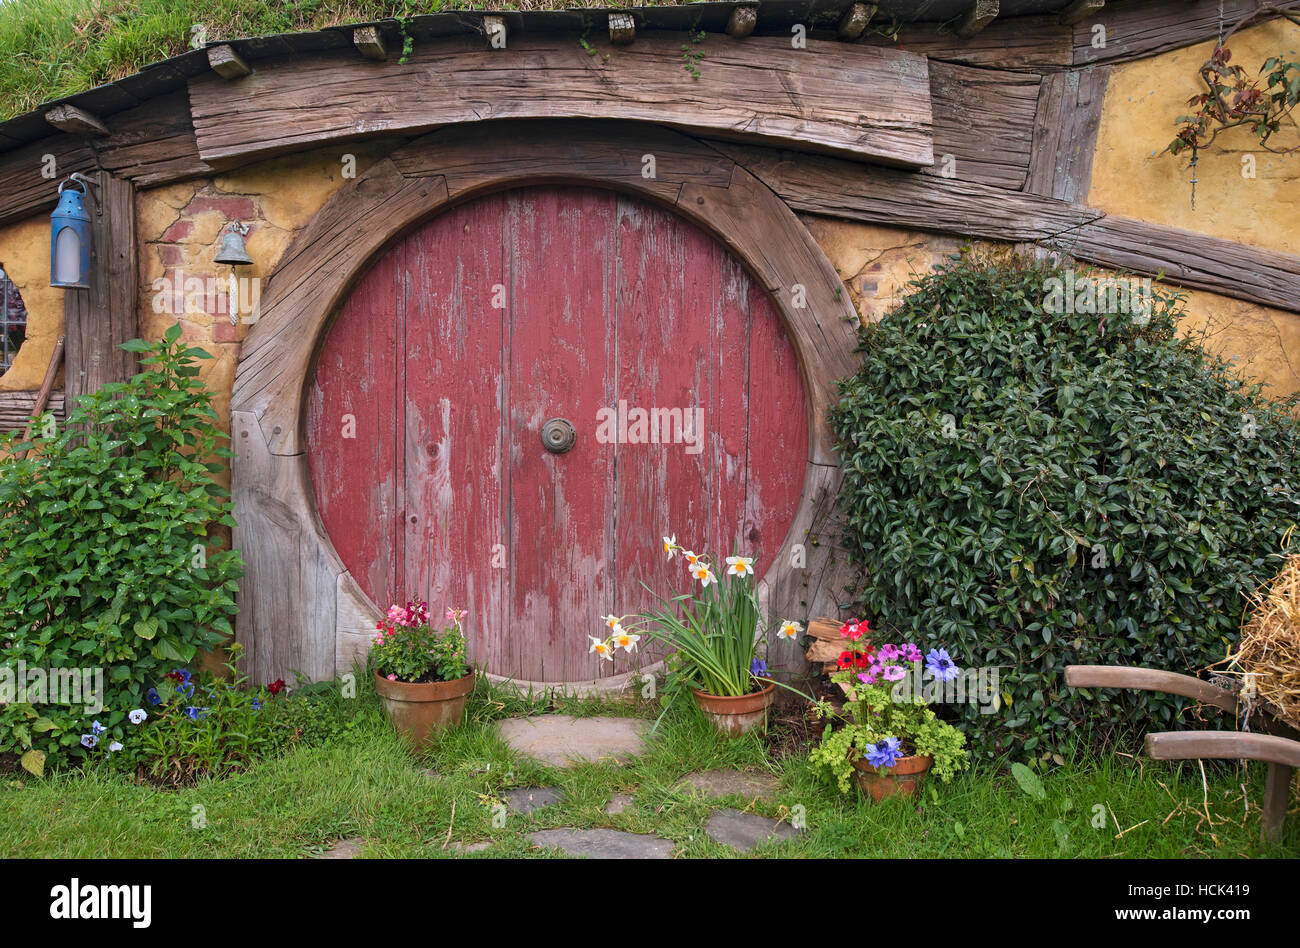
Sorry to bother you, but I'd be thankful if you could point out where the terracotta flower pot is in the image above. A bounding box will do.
[374,670,474,748]
[692,680,776,738]
[852,752,933,802]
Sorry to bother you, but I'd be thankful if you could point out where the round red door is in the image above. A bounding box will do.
[307,185,808,683]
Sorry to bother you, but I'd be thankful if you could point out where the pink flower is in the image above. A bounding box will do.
[445,606,467,624]
[387,673,397,681]
[883,664,906,682]
[857,670,877,686]
[879,643,900,661]
[902,643,922,663]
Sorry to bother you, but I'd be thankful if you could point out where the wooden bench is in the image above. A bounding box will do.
[1065,665,1299,843]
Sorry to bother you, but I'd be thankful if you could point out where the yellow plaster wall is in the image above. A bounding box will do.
[1089,18,1300,255]
[0,215,64,391]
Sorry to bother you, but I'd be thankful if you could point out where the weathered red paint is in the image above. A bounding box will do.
[307,185,808,683]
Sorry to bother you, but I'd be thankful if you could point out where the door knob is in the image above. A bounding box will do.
[541,418,576,454]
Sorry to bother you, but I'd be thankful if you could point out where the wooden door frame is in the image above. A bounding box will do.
[231,119,860,691]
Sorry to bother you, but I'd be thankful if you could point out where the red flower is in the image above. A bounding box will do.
[268,679,286,696]
[839,617,870,642]
[836,651,855,670]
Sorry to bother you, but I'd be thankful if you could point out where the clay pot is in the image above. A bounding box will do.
[852,752,933,802]
[374,670,475,747]
[692,680,776,737]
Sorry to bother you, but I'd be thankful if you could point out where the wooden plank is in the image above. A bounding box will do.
[1145,730,1300,769]
[1025,66,1109,203]
[63,172,138,403]
[927,60,1039,189]
[864,14,1071,69]
[188,35,934,170]
[0,136,96,227]
[207,44,252,79]
[956,0,999,39]
[0,390,65,431]
[713,140,1300,315]
[1262,762,1294,843]
[1064,665,1239,714]
[94,91,213,187]
[353,26,388,61]
[1074,0,1300,66]
[19,334,64,446]
[45,104,109,136]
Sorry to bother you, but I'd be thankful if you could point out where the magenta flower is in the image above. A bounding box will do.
[878,643,900,661]
[857,670,878,686]
[902,643,922,663]
[882,664,906,682]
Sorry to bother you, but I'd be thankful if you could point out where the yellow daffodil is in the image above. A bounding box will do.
[589,636,614,661]
[692,563,716,587]
[725,555,755,577]
[777,620,803,641]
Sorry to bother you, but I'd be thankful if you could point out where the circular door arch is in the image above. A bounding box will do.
[306,185,808,683]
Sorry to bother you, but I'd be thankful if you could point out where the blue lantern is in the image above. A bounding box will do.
[50,175,93,289]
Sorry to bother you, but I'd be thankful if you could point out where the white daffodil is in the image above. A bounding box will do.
[663,535,678,559]
[683,550,702,568]
[777,620,803,641]
[602,614,623,634]
[589,636,614,661]
[611,630,640,652]
[692,563,716,588]
[725,555,755,578]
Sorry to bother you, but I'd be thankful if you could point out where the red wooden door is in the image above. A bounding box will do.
[308,186,807,683]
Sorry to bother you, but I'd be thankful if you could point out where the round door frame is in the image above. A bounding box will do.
[230,119,861,692]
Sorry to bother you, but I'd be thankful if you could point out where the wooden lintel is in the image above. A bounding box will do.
[956,0,1000,39]
[352,26,388,60]
[1059,0,1105,25]
[44,105,108,136]
[483,15,507,49]
[837,2,877,40]
[608,12,635,45]
[207,44,252,79]
[726,4,758,37]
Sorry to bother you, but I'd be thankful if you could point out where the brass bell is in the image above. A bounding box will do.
[215,221,253,266]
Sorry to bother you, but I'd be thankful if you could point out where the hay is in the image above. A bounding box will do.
[1218,553,1300,730]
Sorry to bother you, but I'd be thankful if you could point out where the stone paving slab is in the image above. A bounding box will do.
[678,769,780,802]
[497,715,647,767]
[316,837,365,859]
[705,808,800,853]
[504,785,566,814]
[530,828,674,859]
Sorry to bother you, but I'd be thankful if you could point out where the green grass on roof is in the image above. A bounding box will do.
[0,0,681,124]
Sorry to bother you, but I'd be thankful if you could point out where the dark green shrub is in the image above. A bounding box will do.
[0,326,242,773]
[829,251,1300,762]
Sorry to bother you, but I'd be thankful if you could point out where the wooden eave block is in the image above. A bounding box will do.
[609,12,635,45]
[726,4,758,38]
[207,44,252,79]
[483,15,507,49]
[44,105,108,136]
[353,26,388,60]
[956,0,999,39]
[837,2,877,40]
[1059,0,1105,25]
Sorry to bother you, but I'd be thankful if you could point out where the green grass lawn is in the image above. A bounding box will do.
[1,679,1295,859]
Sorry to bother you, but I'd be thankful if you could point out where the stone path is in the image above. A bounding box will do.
[530,828,674,859]
[504,785,566,814]
[497,715,646,767]
[317,837,365,859]
[705,808,801,853]
[678,769,781,802]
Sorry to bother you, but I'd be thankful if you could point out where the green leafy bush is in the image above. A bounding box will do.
[829,251,1300,761]
[0,327,242,769]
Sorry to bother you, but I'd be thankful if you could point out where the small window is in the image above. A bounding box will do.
[0,266,26,373]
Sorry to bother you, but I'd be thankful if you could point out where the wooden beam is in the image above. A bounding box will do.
[188,36,934,171]
[352,26,387,61]
[207,44,252,79]
[956,0,999,39]
[44,105,108,136]
[0,391,65,432]
[608,12,635,45]
[726,4,758,38]
[1059,0,1105,26]
[1145,731,1300,769]
[866,14,1070,69]
[63,172,138,402]
[837,2,876,40]
[1064,665,1239,714]
[1262,762,1295,843]
[1025,66,1110,203]
[19,334,65,447]
[927,61,1040,190]
[1074,0,1300,67]
[482,15,507,49]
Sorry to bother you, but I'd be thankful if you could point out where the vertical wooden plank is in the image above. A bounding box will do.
[400,195,507,675]
[507,186,617,682]
[305,245,400,609]
[64,171,138,402]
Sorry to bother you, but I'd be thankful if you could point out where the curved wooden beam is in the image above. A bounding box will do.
[1144,730,1300,769]
[1065,664,1239,714]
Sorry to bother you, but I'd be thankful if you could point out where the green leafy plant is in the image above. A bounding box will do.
[369,599,469,684]
[681,27,705,79]
[828,250,1300,762]
[0,327,242,768]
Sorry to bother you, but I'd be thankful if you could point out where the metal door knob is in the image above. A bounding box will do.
[541,418,576,454]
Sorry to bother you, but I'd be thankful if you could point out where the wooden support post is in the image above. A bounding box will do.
[956,0,999,38]
[20,334,64,450]
[352,26,388,61]
[1059,0,1105,25]
[726,4,758,38]
[207,44,252,79]
[63,172,138,403]
[837,2,877,40]
[1262,762,1294,844]
[44,105,108,137]
[483,15,507,49]
[608,12,635,45]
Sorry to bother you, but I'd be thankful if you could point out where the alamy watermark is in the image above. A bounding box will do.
[594,400,704,455]
[151,269,262,324]
[0,662,104,713]
[1042,271,1153,320]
